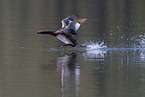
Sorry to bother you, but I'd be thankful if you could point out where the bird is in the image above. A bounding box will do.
[37,15,87,48]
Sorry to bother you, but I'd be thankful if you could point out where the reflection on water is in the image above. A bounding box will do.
[43,48,145,97]
[54,51,106,97]
[56,53,80,97]
[83,49,107,61]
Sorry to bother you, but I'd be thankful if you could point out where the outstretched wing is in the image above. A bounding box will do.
[61,15,78,28]
[58,15,87,35]
[66,18,88,34]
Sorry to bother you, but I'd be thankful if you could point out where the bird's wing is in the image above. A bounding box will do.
[66,18,88,34]
[56,31,78,46]
[61,15,78,28]
[57,34,73,45]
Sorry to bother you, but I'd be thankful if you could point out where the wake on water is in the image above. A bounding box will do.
[49,41,107,51]
[49,40,144,51]
[48,40,144,61]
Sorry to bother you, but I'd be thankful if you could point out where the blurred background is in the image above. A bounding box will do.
[0,0,145,97]
[1,0,145,48]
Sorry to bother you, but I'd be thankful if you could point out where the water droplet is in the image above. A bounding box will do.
[20,47,26,48]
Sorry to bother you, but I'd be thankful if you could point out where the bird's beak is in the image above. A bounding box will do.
[37,30,49,34]
[37,32,41,34]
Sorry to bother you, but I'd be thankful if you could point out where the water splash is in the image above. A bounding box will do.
[47,40,143,52]
[85,41,107,50]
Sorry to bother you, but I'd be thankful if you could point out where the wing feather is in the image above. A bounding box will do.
[61,15,78,28]
[65,18,88,33]
[56,31,78,46]
[57,34,73,45]
[58,15,87,35]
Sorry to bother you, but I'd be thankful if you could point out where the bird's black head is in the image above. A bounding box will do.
[37,30,57,36]
[37,30,52,34]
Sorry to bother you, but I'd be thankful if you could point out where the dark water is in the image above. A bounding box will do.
[1,0,145,97]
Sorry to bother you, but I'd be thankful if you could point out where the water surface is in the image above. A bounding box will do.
[0,0,145,97]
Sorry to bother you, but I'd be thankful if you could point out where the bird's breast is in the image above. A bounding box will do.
[57,34,73,44]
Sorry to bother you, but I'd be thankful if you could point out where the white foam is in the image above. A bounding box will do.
[85,41,107,50]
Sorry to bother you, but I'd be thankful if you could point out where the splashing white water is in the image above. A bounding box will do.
[85,41,107,50]
[47,41,107,51]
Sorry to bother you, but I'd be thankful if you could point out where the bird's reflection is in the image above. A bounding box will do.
[56,52,80,97]
[56,53,77,70]
[39,49,107,97]
[83,49,107,61]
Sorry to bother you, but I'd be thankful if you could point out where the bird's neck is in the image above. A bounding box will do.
[37,30,57,36]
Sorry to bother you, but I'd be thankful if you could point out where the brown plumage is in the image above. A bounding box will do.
[37,15,87,48]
